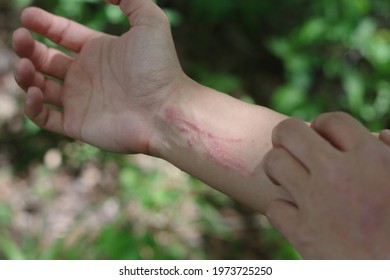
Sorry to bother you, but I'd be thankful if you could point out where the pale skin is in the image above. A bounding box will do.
[264,113,390,259]
[12,0,290,213]
[14,0,390,259]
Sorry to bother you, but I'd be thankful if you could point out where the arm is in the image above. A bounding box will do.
[152,80,290,212]
[13,0,290,213]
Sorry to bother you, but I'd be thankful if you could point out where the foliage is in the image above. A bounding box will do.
[268,0,390,130]
[1,0,389,260]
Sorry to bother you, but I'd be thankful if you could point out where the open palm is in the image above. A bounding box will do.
[13,1,184,153]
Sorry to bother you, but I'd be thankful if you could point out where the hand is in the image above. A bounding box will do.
[263,112,390,259]
[13,0,187,153]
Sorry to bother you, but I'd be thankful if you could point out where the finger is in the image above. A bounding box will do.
[266,200,300,247]
[21,7,102,53]
[13,28,73,80]
[263,148,309,203]
[15,58,44,91]
[311,112,371,151]
[117,0,169,28]
[272,118,335,169]
[25,87,65,135]
[379,130,390,147]
[15,59,63,108]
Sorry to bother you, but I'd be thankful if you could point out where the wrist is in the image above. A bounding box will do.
[147,74,197,157]
[151,77,275,176]
[149,78,236,164]
[148,78,291,212]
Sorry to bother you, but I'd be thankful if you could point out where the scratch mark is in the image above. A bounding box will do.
[164,106,252,176]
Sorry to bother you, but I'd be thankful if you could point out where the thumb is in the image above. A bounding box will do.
[108,0,169,28]
[379,129,390,147]
[266,200,300,245]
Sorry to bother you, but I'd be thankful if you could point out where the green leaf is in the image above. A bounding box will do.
[272,85,306,114]
[297,18,326,44]
[0,235,25,260]
[163,8,183,27]
[105,5,124,25]
[365,35,390,66]
[198,71,242,94]
[343,70,365,112]
[350,18,377,47]
[0,204,11,226]
[12,0,33,9]
[375,82,390,116]
[119,166,139,191]
[24,117,41,135]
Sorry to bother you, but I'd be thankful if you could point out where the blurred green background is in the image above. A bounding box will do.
[0,0,389,259]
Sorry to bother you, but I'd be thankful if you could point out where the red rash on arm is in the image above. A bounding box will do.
[164,106,252,176]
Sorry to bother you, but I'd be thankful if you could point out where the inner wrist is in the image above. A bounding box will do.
[147,75,199,158]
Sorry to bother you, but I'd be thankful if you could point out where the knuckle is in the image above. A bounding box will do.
[312,112,350,132]
[33,50,49,71]
[263,150,275,173]
[273,118,301,145]
[263,148,284,173]
[263,149,276,165]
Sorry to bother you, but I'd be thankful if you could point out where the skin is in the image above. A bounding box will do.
[13,0,291,213]
[13,0,180,153]
[263,112,390,259]
[13,0,390,258]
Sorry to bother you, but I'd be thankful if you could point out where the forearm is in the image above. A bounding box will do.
[150,78,291,213]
